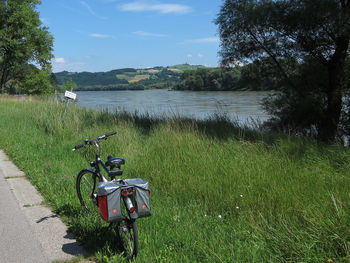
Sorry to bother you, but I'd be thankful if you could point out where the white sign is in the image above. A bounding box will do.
[64,90,77,100]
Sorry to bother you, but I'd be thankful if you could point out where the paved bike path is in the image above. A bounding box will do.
[0,150,86,263]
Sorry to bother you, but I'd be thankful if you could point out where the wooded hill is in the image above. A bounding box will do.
[54,62,280,92]
[54,64,206,91]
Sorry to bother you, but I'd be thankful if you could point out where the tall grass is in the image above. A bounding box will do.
[0,97,349,262]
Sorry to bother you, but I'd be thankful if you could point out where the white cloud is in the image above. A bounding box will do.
[52,58,87,72]
[55,57,65,63]
[119,2,192,14]
[187,54,193,58]
[80,1,107,19]
[52,61,87,73]
[89,33,114,38]
[187,37,219,43]
[197,53,204,58]
[133,31,168,37]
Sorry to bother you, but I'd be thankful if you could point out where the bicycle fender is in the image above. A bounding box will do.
[86,168,97,173]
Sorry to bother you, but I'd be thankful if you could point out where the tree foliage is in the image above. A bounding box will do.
[176,68,236,91]
[175,66,277,91]
[216,0,350,141]
[20,68,52,94]
[0,0,53,94]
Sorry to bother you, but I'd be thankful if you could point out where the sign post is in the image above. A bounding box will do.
[63,90,77,118]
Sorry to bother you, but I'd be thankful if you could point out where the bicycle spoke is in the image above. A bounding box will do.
[82,176,92,187]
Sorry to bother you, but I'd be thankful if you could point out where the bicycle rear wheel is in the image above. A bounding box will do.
[76,169,98,213]
[115,218,138,259]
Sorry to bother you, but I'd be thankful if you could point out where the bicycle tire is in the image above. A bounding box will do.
[76,169,98,213]
[115,218,138,259]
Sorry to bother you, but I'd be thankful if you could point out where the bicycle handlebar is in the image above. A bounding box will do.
[73,143,85,151]
[97,130,116,141]
[72,131,116,151]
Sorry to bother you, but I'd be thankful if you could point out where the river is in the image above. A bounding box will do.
[75,90,271,124]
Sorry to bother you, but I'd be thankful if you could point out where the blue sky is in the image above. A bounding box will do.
[38,0,223,73]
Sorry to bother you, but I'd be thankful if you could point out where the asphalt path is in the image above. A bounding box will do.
[0,150,86,262]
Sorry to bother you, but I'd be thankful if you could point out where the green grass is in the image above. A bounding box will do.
[0,97,349,262]
[116,73,138,82]
[169,64,207,72]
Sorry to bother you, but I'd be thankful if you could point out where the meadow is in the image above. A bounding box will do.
[0,97,349,262]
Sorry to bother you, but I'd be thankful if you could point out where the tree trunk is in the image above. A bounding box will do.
[1,68,9,94]
[318,36,349,141]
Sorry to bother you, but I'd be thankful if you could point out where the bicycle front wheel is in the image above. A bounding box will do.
[115,218,138,259]
[76,169,98,213]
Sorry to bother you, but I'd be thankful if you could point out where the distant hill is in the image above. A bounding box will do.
[54,64,207,91]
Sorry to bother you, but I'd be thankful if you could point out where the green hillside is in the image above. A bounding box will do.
[54,64,206,91]
[168,64,206,71]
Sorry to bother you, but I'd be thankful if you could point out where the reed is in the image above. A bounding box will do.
[0,97,349,262]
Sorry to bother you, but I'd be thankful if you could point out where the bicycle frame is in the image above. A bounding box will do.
[90,140,109,183]
[73,131,118,183]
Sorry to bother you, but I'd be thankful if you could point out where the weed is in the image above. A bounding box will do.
[0,97,349,262]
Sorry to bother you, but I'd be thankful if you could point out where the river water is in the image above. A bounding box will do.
[75,90,271,123]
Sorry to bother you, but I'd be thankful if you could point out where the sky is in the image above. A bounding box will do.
[38,0,224,73]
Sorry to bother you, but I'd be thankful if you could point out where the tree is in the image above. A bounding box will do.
[0,0,53,94]
[216,0,350,141]
[62,78,77,92]
[0,62,52,95]
[239,59,280,91]
[222,68,241,90]
[20,68,52,94]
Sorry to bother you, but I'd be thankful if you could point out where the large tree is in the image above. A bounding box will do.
[216,0,350,141]
[0,0,53,94]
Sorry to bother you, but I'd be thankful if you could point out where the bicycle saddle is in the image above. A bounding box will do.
[106,156,125,168]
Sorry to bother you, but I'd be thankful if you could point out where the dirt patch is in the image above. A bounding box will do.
[129,74,150,83]
[145,69,159,73]
[167,68,181,72]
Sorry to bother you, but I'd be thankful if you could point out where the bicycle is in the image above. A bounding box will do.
[72,131,151,259]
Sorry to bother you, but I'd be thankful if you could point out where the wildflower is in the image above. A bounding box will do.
[204,214,207,217]
[240,194,243,198]
[236,206,240,209]
[218,215,222,219]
